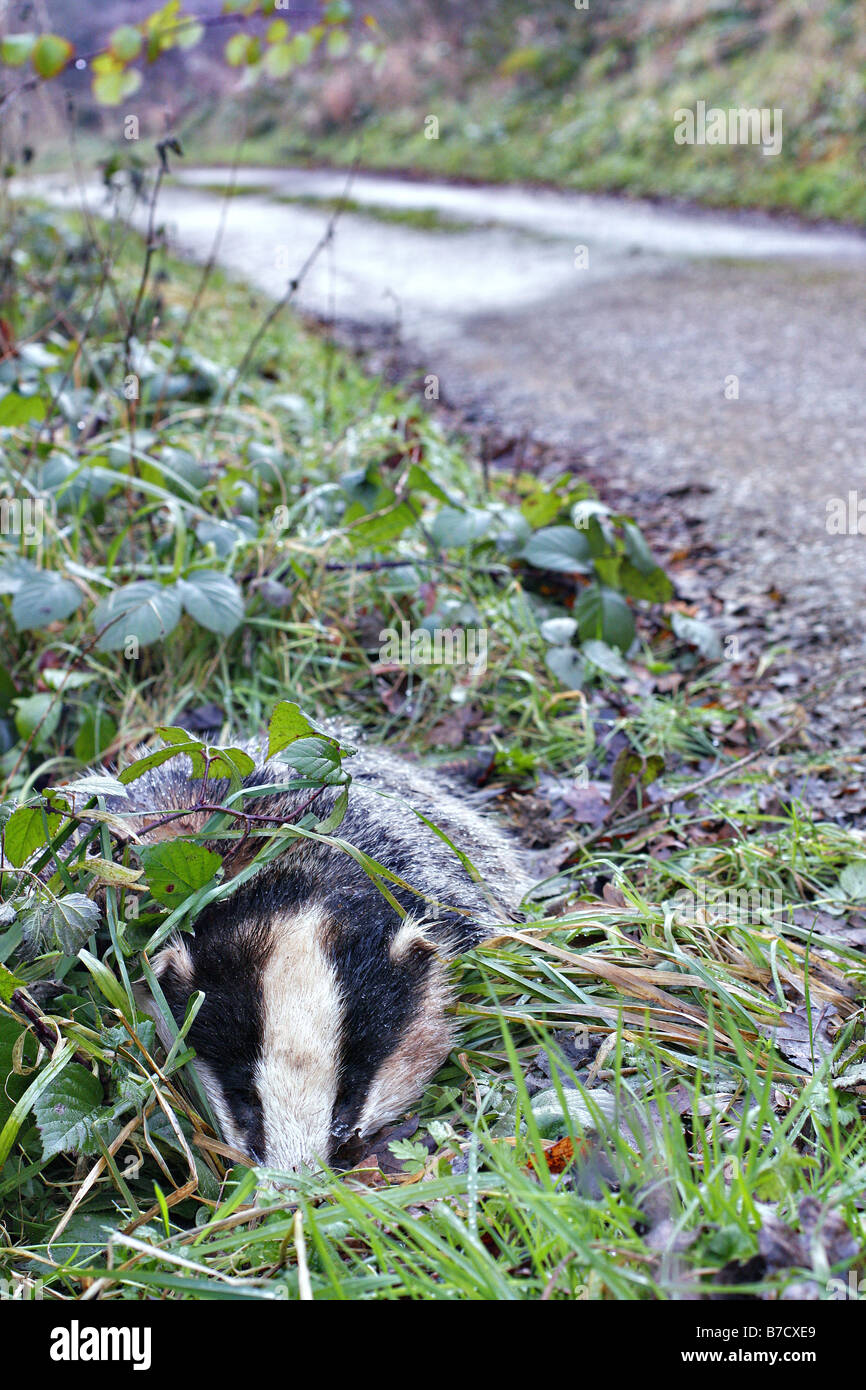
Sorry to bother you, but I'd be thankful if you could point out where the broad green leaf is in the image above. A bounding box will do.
[0,1040,75,1168]
[91,581,182,652]
[11,570,82,630]
[50,895,101,955]
[839,861,866,903]
[31,33,74,78]
[118,741,199,784]
[575,585,635,653]
[13,692,60,746]
[431,506,492,549]
[0,964,25,1002]
[281,735,347,785]
[52,774,128,806]
[267,701,317,758]
[92,67,142,105]
[522,525,593,574]
[141,841,222,906]
[545,646,585,688]
[618,561,672,602]
[175,571,244,636]
[109,24,143,61]
[33,1062,103,1159]
[0,391,46,426]
[1,33,36,66]
[581,638,630,679]
[2,805,62,866]
[264,41,294,77]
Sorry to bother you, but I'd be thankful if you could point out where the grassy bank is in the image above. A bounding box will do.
[181,0,866,225]
[2,188,866,1301]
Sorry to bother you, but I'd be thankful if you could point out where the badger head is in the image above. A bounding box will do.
[146,903,457,1171]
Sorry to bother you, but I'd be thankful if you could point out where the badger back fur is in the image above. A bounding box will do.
[120,736,531,1172]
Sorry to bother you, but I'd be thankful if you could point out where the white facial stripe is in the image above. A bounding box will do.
[356,960,453,1138]
[255,905,343,1171]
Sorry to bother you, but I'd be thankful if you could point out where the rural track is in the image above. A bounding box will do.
[30,165,866,732]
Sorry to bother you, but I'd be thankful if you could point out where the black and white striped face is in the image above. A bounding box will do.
[150,903,453,1170]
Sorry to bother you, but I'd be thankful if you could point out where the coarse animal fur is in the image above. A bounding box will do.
[118,735,532,1172]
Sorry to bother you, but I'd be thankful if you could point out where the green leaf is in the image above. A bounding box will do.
[263,41,294,77]
[314,785,349,833]
[92,67,142,105]
[50,895,102,955]
[109,24,143,61]
[267,701,317,759]
[33,1063,103,1159]
[13,692,60,747]
[839,861,866,904]
[2,805,62,866]
[175,571,244,636]
[326,28,350,57]
[11,570,82,630]
[118,740,200,785]
[281,735,347,785]
[141,841,222,906]
[431,506,492,549]
[92,581,182,652]
[623,521,659,576]
[0,391,46,426]
[545,646,585,688]
[78,948,132,1016]
[31,33,74,79]
[575,585,635,653]
[224,32,258,66]
[522,526,593,574]
[1,33,36,66]
[0,1040,75,1168]
[617,561,672,602]
[581,638,630,680]
[0,964,25,1002]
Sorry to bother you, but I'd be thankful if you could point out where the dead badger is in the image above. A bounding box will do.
[123,737,532,1171]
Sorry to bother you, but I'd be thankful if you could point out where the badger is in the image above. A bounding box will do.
[118,736,532,1173]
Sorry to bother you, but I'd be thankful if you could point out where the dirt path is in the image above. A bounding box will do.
[33,165,866,729]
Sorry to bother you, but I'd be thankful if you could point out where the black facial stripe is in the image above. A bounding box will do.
[159,906,271,1161]
[326,890,435,1154]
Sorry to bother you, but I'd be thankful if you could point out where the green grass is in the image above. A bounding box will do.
[1,188,866,1301]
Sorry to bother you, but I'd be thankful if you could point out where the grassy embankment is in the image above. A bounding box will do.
[179,0,866,225]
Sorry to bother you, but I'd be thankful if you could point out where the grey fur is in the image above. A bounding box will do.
[120,734,532,1169]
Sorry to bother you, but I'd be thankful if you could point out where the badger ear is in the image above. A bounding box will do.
[135,940,195,1047]
[388,918,439,963]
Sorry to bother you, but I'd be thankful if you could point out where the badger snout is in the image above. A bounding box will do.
[147,903,456,1171]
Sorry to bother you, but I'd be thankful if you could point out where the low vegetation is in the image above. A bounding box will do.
[1,180,866,1301]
